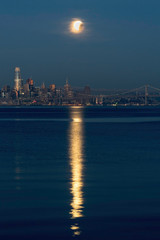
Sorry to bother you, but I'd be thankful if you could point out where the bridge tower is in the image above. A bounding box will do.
[145,85,148,105]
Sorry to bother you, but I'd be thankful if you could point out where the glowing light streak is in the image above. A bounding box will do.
[69,109,84,236]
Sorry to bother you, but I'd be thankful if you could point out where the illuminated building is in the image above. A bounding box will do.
[49,84,56,95]
[41,83,46,90]
[3,85,10,93]
[26,78,34,91]
[26,78,33,86]
[14,67,22,92]
[64,79,73,98]
[23,83,30,93]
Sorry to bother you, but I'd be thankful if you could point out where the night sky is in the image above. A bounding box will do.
[0,0,160,89]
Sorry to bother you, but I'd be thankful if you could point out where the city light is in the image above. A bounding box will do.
[1,68,160,106]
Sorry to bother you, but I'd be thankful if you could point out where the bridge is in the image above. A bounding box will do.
[97,85,160,105]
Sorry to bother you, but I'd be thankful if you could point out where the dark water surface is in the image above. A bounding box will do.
[1,106,160,239]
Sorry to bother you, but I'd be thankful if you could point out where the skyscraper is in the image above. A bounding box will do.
[14,67,22,92]
[64,79,73,98]
[26,78,34,91]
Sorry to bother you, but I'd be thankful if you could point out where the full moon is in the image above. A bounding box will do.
[70,19,84,34]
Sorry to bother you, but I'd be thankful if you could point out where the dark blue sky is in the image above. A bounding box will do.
[0,0,160,89]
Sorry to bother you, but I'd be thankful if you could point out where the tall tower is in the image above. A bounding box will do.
[14,67,22,92]
[64,78,73,98]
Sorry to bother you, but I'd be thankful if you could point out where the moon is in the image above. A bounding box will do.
[70,19,84,34]
[73,21,82,31]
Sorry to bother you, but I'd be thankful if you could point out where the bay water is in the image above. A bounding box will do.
[1,106,160,240]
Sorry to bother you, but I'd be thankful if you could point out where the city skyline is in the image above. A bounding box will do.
[1,66,160,91]
[0,66,160,106]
